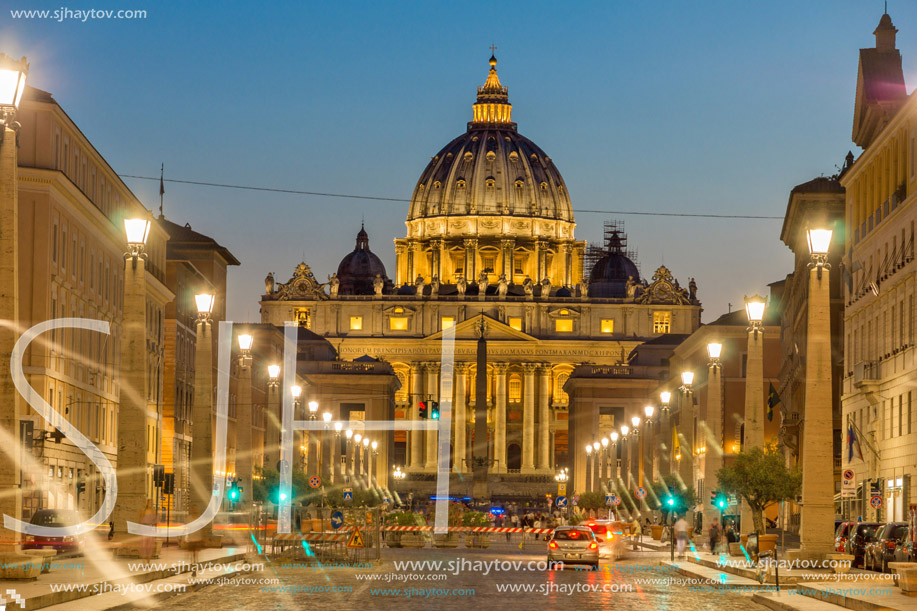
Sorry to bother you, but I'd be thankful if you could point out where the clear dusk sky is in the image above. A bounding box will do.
[3,1,916,322]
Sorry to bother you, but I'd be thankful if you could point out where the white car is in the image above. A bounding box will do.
[582,519,627,560]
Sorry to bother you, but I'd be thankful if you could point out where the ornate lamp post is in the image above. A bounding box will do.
[592,441,601,493]
[600,437,609,487]
[333,422,343,484]
[353,433,362,481]
[0,55,28,545]
[703,341,724,531]
[291,386,303,469]
[370,440,379,486]
[188,293,216,543]
[321,411,332,482]
[236,333,254,506]
[619,425,630,486]
[609,431,619,480]
[362,437,370,480]
[801,228,835,552]
[644,405,656,483]
[585,444,593,493]
[111,217,154,537]
[742,293,767,533]
[678,371,694,488]
[345,429,354,482]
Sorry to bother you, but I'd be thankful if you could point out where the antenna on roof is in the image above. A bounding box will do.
[158,163,165,219]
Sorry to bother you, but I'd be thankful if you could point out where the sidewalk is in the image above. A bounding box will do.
[0,544,253,610]
[753,581,914,611]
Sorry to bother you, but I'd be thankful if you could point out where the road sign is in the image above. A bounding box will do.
[842,470,856,498]
[556,496,567,508]
[309,475,322,489]
[558,483,566,496]
[347,528,365,548]
[613,496,621,506]
[343,488,353,502]
[870,495,883,509]
[605,494,613,507]
[330,511,344,530]
[635,487,647,499]
[606,494,620,507]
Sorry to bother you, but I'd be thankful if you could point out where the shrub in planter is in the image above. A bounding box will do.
[384,511,425,548]
[463,511,491,548]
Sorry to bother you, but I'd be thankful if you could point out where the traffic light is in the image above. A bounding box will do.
[228,480,240,502]
[430,401,440,420]
[153,464,165,487]
[664,486,678,509]
[418,401,428,419]
[713,491,727,510]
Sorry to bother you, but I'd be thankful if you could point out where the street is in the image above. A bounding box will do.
[154,545,766,610]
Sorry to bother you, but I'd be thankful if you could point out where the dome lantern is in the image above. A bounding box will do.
[471,52,513,127]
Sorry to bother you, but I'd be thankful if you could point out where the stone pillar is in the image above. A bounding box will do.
[703,363,723,532]
[533,240,544,281]
[453,363,467,473]
[585,453,592,492]
[332,429,341,485]
[521,363,537,472]
[113,252,150,535]
[501,238,515,280]
[265,383,281,474]
[424,363,439,469]
[493,363,508,473]
[395,244,406,286]
[742,326,765,533]
[431,239,443,280]
[678,390,694,493]
[407,242,416,282]
[563,243,573,287]
[189,315,215,541]
[800,264,836,553]
[0,123,22,548]
[409,363,424,469]
[537,365,551,470]
[237,351,253,505]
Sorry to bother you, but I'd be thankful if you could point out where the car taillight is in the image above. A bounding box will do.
[588,542,598,550]
[549,541,558,549]
[886,541,896,549]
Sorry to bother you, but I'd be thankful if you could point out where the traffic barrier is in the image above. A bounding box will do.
[382,526,553,534]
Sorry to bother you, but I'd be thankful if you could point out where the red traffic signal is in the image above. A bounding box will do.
[418,401,428,419]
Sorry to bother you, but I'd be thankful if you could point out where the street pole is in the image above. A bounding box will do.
[236,334,254,507]
[799,229,836,553]
[742,294,766,534]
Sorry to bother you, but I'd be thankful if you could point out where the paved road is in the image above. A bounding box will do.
[154,544,767,610]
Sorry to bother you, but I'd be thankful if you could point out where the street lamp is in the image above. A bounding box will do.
[707,342,722,366]
[620,425,629,438]
[268,364,280,384]
[370,440,378,484]
[745,294,766,336]
[236,332,255,507]
[0,54,28,140]
[807,228,832,272]
[308,400,319,420]
[585,444,593,492]
[680,371,694,392]
[660,391,672,415]
[644,405,655,424]
[124,219,151,260]
[195,294,215,321]
[322,411,332,424]
[265,363,281,471]
[291,385,302,400]
[238,333,253,354]
[362,437,370,478]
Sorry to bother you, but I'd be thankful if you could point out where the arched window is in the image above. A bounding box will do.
[554,372,570,406]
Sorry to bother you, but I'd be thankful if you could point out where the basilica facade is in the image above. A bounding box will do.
[259,55,703,496]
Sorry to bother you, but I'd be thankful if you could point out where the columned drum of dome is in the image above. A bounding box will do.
[396,55,585,292]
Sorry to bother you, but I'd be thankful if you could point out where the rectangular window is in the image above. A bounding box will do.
[600,319,614,334]
[653,311,671,333]
[389,317,408,331]
[349,316,363,331]
[555,319,573,333]
[61,226,67,270]
[441,317,455,330]
[52,222,58,262]
[508,317,522,331]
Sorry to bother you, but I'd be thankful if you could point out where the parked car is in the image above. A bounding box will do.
[21,509,82,554]
[582,519,626,560]
[547,526,600,568]
[844,522,881,568]
[835,521,856,553]
[865,522,908,572]
[892,527,917,563]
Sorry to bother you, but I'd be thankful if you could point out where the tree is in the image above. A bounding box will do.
[650,474,696,523]
[575,491,607,511]
[716,443,801,535]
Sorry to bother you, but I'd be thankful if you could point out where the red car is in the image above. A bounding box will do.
[835,521,855,553]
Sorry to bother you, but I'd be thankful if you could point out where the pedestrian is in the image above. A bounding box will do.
[108,520,115,541]
[631,517,642,551]
[674,514,688,559]
[709,521,721,554]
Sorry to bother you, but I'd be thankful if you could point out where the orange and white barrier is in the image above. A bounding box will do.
[383,526,553,534]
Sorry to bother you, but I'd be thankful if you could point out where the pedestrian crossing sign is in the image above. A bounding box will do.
[343,489,353,502]
[347,528,365,549]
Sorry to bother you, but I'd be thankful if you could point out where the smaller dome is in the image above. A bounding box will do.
[588,228,640,298]
[555,287,572,298]
[336,225,391,295]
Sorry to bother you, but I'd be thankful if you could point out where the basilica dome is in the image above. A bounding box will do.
[407,55,573,224]
[335,226,391,295]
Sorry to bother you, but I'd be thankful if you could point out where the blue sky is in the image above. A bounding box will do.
[3,1,915,321]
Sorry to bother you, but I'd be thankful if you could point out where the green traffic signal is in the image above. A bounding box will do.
[666,497,675,507]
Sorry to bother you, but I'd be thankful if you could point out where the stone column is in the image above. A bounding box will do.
[563,243,573,287]
[431,239,443,280]
[463,239,477,283]
[501,238,515,280]
[113,251,150,535]
[703,363,723,532]
[678,390,694,493]
[493,363,508,473]
[237,351,253,505]
[537,365,551,470]
[585,453,592,492]
[409,363,424,469]
[533,240,543,281]
[453,363,467,473]
[189,315,215,542]
[395,244,406,286]
[407,242,416,282]
[0,122,22,549]
[742,325,765,533]
[522,363,537,472]
[424,363,439,469]
[265,382,281,473]
[800,263,836,553]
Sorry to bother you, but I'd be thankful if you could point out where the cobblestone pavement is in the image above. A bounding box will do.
[154,544,769,611]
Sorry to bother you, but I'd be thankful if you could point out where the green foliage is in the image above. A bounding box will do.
[385,511,425,527]
[716,443,802,535]
[462,511,490,527]
[575,491,607,511]
[431,502,466,526]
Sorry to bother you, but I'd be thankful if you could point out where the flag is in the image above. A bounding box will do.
[847,424,864,463]
[766,383,781,422]
[672,425,680,459]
